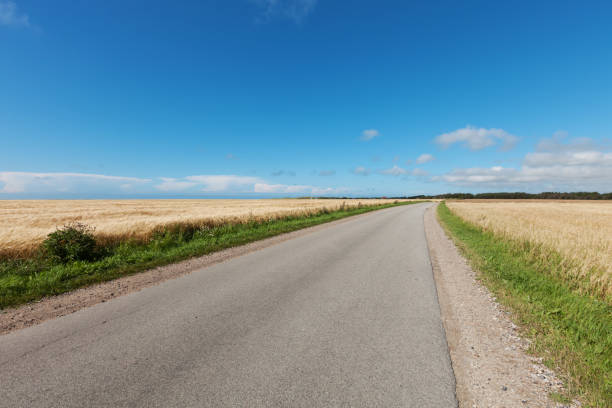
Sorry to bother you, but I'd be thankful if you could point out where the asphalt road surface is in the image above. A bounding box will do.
[0,203,457,407]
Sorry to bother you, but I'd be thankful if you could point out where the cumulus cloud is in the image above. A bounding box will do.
[155,178,198,192]
[524,150,611,167]
[438,136,612,191]
[318,170,336,176]
[532,132,606,154]
[310,186,342,195]
[439,166,518,185]
[0,0,29,27]
[254,183,342,195]
[251,0,317,23]
[435,126,518,151]
[184,175,261,192]
[352,166,370,176]
[0,172,150,194]
[157,175,343,195]
[412,168,429,177]
[379,165,409,176]
[255,183,308,193]
[416,154,435,164]
[154,175,263,193]
[360,129,380,141]
[0,171,345,196]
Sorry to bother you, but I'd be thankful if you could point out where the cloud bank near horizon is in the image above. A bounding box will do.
[2,131,610,197]
[437,136,612,191]
[0,172,346,197]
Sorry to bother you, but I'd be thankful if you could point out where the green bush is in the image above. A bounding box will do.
[42,223,99,264]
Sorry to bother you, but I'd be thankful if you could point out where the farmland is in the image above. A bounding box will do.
[0,199,406,259]
[0,199,415,308]
[439,201,612,406]
[446,200,612,301]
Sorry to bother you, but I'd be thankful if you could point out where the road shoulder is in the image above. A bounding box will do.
[0,206,405,335]
[424,204,574,408]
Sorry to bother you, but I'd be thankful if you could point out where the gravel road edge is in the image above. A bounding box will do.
[424,204,577,408]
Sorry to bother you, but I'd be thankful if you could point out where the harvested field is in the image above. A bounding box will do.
[0,199,407,257]
[446,200,612,301]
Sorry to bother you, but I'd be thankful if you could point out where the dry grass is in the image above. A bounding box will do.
[446,200,612,301]
[0,199,408,258]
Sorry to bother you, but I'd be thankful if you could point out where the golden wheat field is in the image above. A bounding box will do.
[0,199,407,257]
[446,200,612,300]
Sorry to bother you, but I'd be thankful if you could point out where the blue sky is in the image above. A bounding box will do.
[1,0,611,198]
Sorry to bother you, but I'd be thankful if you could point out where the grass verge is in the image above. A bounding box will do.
[437,202,611,407]
[0,201,417,310]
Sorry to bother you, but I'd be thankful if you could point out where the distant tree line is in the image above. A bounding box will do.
[308,192,612,200]
[402,192,612,200]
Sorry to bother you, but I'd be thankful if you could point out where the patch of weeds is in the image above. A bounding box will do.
[550,391,572,404]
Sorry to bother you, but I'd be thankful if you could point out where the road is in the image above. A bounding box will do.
[0,203,457,407]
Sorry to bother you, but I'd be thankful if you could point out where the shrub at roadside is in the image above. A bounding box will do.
[42,223,99,264]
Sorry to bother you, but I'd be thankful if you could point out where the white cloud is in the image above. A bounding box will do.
[0,1,29,27]
[360,129,380,141]
[416,153,435,164]
[252,0,317,23]
[255,183,309,193]
[533,131,603,153]
[184,175,261,192]
[412,168,429,177]
[352,166,370,176]
[524,150,611,167]
[379,165,408,176]
[438,136,612,191]
[254,183,342,195]
[0,171,346,196]
[440,167,520,185]
[0,172,150,194]
[155,178,198,192]
[435,126,518,151]
[311,186,340,195]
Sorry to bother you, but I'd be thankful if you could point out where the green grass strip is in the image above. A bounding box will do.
[437,202,611,407]
[0,201,417,310]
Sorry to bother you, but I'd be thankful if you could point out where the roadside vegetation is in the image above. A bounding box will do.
[438,202,611,407]
[0,201,417,309]
[447,200,612,302]
[0,198,407,259]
